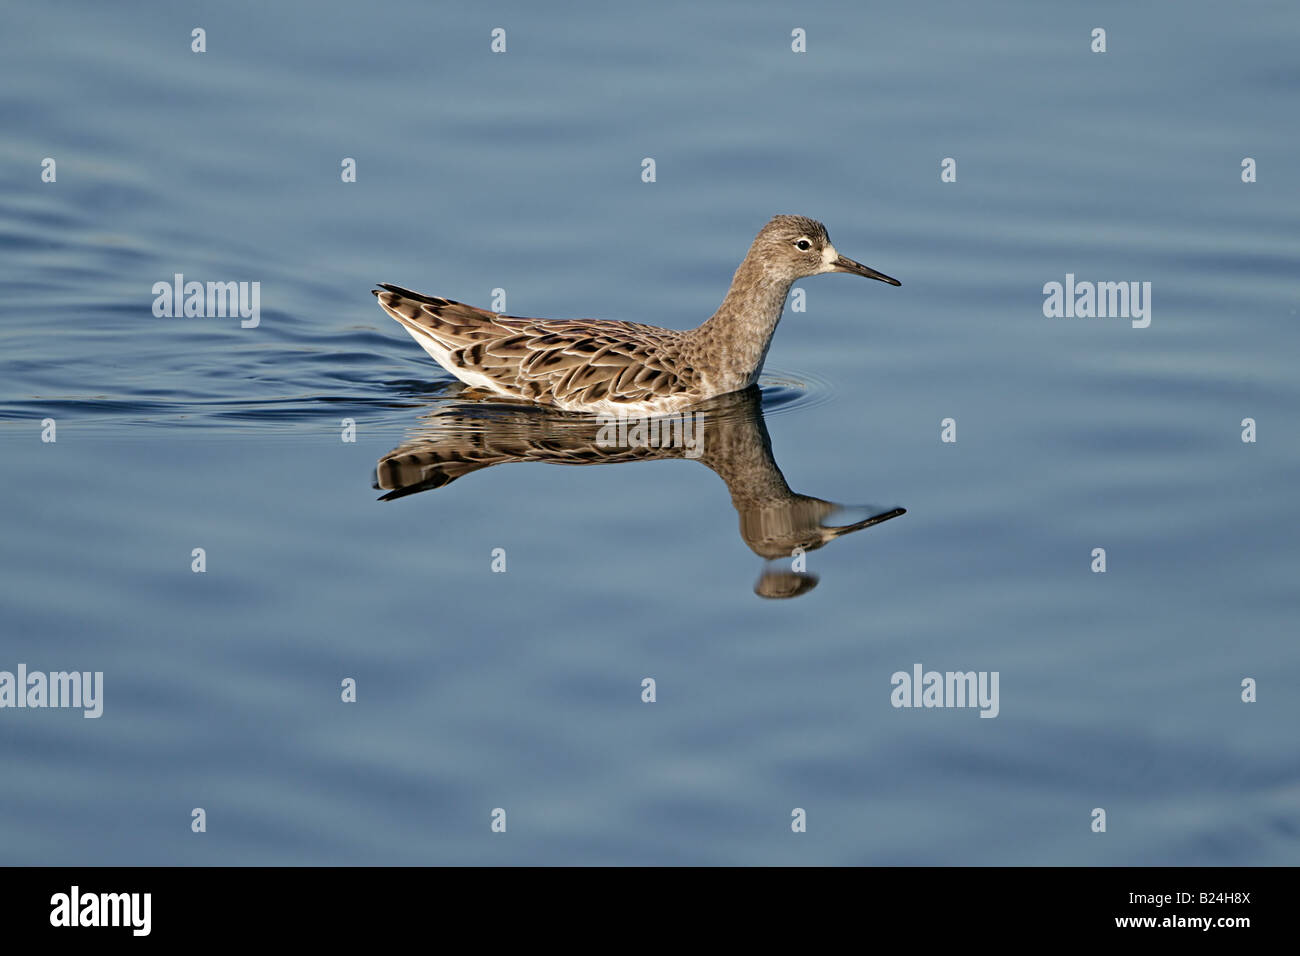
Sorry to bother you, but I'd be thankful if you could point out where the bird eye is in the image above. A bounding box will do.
[794,239,812,251]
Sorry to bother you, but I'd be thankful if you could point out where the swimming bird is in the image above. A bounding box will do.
[374,215,899,415]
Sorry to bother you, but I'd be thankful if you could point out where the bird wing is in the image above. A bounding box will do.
[374,283,694,407]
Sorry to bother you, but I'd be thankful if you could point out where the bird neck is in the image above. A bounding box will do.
[692,256,794,389]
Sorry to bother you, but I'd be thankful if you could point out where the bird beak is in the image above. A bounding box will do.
[832,254,901,286]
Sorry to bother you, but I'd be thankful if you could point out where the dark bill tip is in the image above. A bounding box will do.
[834,255,901,286]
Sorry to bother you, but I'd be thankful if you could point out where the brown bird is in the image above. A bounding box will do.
[374,215,899,415]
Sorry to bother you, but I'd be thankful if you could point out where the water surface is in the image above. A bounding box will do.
[1,0,1297,865]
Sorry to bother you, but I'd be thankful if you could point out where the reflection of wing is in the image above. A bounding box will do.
[374,385,906,598]
[374,405,687,501]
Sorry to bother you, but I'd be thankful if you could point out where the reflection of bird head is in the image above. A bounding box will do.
[736,496,844,560]
[743,501,906,599]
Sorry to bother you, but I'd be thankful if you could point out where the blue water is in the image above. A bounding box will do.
[1,0,1297,865]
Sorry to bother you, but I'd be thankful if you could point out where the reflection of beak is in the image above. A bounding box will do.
[832,254,901,286]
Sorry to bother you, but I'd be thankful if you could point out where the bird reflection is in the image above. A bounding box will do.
[374,385,905,598]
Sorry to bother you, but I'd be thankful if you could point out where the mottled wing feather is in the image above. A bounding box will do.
[375,284,697,407]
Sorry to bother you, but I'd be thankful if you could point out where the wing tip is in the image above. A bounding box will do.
[375,282,451,306]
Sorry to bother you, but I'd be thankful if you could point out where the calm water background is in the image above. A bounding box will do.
[1,1,1297,864]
